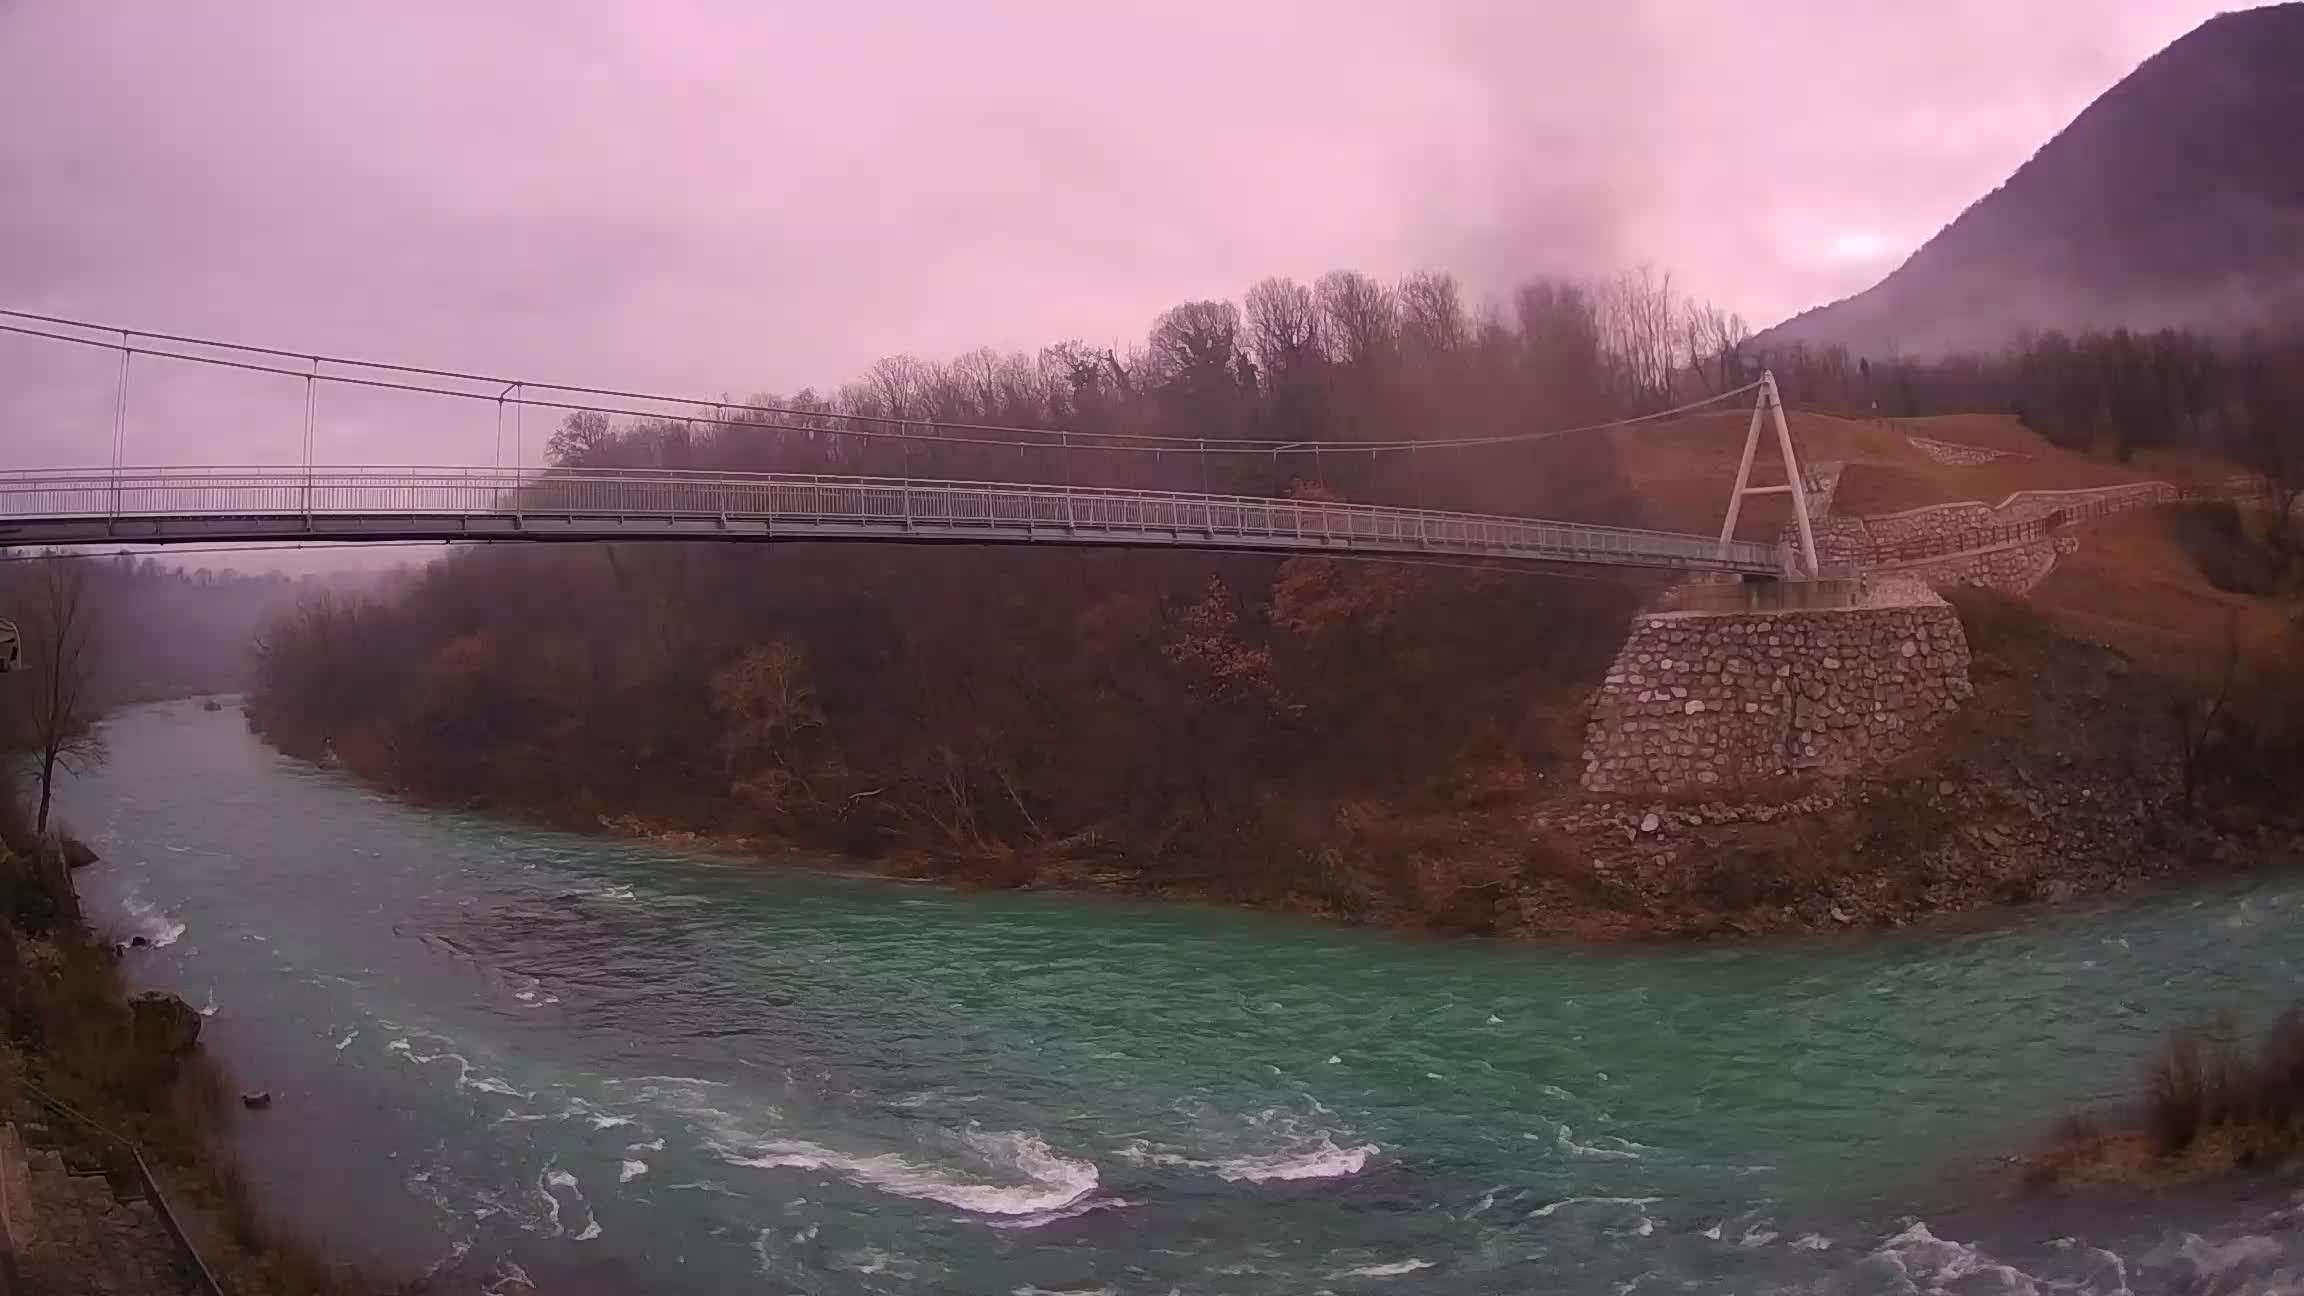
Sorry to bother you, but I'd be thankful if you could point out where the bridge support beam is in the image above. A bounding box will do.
[1581,584,1974,797]
[1718,372,1821,579]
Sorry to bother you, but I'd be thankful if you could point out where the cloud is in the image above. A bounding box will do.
[0,0,2232,468]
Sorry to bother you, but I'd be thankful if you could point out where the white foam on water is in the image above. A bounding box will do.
[1528,1195,1661,1220]
[198,988,218,1017]
[537,1164,601,1241]
[1213,1133,1377,1183]
[1325,1055,1342,1065]
[597,884,636,900]
[386,1038,529,1099]
[120,893,187,948]
[1117,1105,1383,1187]
[839,1247,911,1277]
[1556,1124,1651,1160]
[1791,1233,1832,1250]
[723,1128,1099,1216]
[1331,1258,1434,1278]
[1699,1222,1723,1240]
[1010,1287,1117,1296]
[1739,1226,1779,1248]
[665,1180,748,1197]
[534,1169,565,1237]
[984,1196,1134,1231]
[627,1137,665,1153]
[619,1159,649,1183]
[2148,1231,2284,1279]
[418,1234,470,1281]
[622,1074,732,1092]
[333,1030,358,1051]
[1864,1221,2044,1292]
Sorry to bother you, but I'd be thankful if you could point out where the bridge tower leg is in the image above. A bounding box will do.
[1716,371,1821,578]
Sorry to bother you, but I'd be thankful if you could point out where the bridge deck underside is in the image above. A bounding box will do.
[0,471,1784,575]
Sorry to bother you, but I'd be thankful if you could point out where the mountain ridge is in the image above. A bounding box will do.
[1758,3,2304,358]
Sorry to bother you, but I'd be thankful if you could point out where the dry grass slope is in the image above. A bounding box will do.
[1613,407,2252,556]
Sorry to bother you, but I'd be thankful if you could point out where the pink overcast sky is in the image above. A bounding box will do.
[0,0,2245,468]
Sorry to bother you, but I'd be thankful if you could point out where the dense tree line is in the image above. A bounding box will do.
[0,554,361,833]
[245,267,2304,921]
[251,268,1764,918]
[1767,326,2304,516]
[533,266,1753,523]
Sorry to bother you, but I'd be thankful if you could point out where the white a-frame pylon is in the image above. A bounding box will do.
[1717,370,1820,578]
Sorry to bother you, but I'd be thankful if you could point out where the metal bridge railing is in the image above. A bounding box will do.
[0,466,1788,574]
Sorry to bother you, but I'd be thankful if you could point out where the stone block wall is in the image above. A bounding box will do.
[1787,481,2198,593]
[1806,482,2179,570]
[1877,534,2079,593]
[1907,436,2011,466]
[1581,591,1975,796]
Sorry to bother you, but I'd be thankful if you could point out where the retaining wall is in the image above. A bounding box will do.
[1582,589,1974,796]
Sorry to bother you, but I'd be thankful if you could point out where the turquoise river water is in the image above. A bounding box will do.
[61,700,2304,1293]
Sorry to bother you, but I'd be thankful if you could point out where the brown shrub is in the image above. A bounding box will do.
[2145,1007,2304,1160]
[1701,817,1845,909]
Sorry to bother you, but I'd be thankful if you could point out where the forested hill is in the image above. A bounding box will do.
[1759,3,2304,359]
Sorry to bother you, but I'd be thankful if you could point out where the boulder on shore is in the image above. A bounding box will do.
[129,991,202,1056]
[240,1091,272,1110]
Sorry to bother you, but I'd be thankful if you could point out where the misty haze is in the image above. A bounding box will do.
[3,3,2304,1294]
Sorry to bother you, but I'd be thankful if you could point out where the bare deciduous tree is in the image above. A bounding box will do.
[1596,265,1679,410]
[1146,301,1244,384]
[11,558,106,836]
[1314,270,1397,372]
[545,409,616,466]
[1243,277,1320,380]
[709,639,823,807]
[1397,271,1470,372]
[2173,609,2241,817]
[1682,299,1752,395]
[2229,341,2304,548]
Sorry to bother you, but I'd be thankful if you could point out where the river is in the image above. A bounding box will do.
[59,700,2304,1294]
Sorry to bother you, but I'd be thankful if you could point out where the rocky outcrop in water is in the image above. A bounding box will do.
[127,992,201,1057]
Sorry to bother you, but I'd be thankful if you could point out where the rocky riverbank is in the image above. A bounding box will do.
[252,576,2304,950]
[0,822,398,1295]
[546,590,2300,945]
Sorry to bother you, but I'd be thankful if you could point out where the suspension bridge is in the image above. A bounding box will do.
[0,311,1818,577]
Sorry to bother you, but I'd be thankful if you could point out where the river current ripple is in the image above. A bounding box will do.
[64,700,2304,1294]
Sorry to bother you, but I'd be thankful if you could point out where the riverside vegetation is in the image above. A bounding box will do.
[0,557,406,1293]
[243,270,2304,939]
[2025,1006,2304,1190]
[0,796,403,1295]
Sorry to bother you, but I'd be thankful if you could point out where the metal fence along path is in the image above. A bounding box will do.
[0,466,1789,574]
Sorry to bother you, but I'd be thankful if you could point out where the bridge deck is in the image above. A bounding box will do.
[0,467,1785,575]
